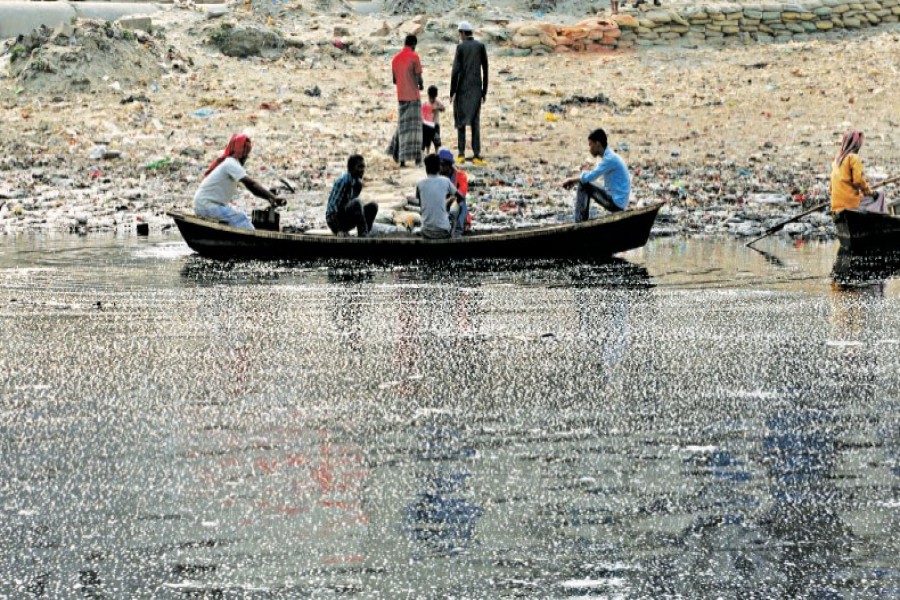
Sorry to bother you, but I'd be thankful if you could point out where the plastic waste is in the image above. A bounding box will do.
[143,157,173,169]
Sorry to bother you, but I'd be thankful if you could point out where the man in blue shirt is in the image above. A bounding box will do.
[561,128,631,222]
[326,154,378,236]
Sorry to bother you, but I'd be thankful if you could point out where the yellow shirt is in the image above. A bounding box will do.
[830,153,874,213]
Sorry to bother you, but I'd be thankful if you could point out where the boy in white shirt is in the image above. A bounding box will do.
[414,153,465,239]
[194,133,283,229]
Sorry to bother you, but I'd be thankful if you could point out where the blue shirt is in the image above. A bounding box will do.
[325,172,362,224]
[580,147,630,209]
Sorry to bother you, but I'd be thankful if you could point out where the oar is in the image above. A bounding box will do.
[873,173,900,189]
[745,201,828,247]
[746,174,900,247]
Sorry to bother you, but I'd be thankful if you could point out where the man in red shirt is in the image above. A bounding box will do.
[388,35,424,167]
[439,148,471,235]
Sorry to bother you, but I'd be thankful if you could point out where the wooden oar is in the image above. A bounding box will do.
[873,173,900,189]
[746,174,900,247]
[745,201,829,247]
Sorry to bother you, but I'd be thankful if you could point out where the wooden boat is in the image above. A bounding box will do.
[833,209,900,252]
[167,203,662,261]
[831,247,900,286]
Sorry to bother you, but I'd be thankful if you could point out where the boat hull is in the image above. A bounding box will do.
[833,209,900,252]
[168,203,662,261]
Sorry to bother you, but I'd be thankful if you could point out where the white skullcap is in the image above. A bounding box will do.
[458,21,473,32]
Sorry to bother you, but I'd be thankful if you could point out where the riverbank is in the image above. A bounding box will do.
[1,2,899,240]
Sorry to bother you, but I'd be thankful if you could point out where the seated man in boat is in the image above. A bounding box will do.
[560,128,630,222]
[414,153,465,239]
[438,148,471,234]
[326,154,379,237]
[194,133,283,229]
[830,130,887,214]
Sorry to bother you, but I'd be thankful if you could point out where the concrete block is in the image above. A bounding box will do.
[117,15,151,31]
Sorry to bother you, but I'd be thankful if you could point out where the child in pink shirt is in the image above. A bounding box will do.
[422,85,445,154]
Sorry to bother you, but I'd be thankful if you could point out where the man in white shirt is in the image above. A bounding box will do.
[194,134,283,229]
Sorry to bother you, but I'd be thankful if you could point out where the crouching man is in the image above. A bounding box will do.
[326,154,379,237]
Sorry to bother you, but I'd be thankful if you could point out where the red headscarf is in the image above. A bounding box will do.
[834,130,863,168]
[203,134,252,179]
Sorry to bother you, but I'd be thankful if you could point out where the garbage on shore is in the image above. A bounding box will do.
[1,5,899,240]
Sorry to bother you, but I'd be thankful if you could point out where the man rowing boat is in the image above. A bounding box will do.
[193,133,283,229]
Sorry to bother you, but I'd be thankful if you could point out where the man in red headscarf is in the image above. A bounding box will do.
[193,133,283,229]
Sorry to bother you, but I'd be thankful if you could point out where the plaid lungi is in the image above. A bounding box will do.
[387,100,422,164]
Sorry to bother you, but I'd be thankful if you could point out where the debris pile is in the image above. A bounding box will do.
[207,22,284,58]
[5,20,166,94]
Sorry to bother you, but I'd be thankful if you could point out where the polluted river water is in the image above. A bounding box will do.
[1,234,899,598]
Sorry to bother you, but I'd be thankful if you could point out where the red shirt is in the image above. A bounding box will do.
[392,46,422,102]
[452,168,468,197]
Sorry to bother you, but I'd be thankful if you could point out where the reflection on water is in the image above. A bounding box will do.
[1,235,899,597]
[405,418,482,558]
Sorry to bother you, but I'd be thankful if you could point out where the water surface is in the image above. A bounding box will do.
[1,235,899,598]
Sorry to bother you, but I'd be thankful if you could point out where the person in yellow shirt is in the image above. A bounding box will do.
[830,130,887,214]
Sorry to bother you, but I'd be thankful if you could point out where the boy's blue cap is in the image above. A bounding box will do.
[438,149,454,163]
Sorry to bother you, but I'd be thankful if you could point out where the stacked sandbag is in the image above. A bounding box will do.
[507,18,623,55]
[501,1,899,53]
[621,0,898,48]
